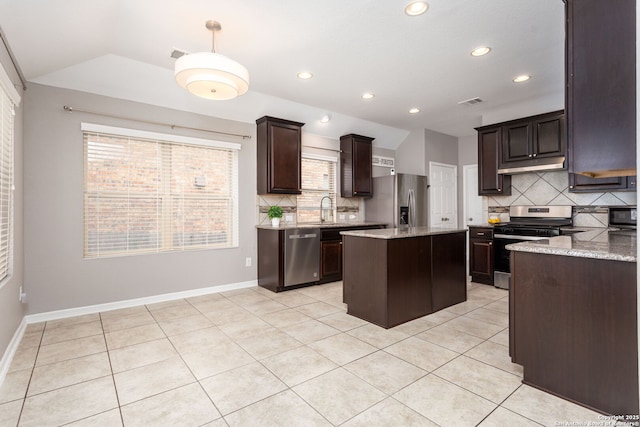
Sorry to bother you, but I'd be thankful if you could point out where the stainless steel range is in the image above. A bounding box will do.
[493,205,573,289]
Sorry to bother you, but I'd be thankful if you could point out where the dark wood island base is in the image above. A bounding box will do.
[342,228,467,329]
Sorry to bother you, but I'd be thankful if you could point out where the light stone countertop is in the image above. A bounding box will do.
[506,228,637,262]
[340,226,467,240]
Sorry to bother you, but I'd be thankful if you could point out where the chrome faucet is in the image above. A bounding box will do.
[320,196,333,223]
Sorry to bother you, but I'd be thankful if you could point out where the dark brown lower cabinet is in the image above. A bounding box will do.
[469,226,494,285]
[320,240,342,283]
[510,251,638,415]
[343,231,467,328]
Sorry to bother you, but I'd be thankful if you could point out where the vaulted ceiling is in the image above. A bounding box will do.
[0,0,565,148]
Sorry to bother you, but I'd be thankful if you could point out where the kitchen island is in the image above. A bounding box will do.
[341,227,467,329]
[507,229,638,416]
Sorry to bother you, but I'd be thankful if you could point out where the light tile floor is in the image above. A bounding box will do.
[0,281,606,426]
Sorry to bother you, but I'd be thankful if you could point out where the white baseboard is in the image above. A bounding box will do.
[0,317,27,386]
[25,279,258,324]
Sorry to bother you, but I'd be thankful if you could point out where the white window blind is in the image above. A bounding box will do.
[0,80,14,281]
[297,155,337,223]
[83,125,239,258]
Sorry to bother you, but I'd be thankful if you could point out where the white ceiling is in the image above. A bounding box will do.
[0,0,565,149]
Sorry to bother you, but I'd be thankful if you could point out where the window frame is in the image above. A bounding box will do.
[0,61,19,288]
[296,152,338,224]
[82,123,240,259]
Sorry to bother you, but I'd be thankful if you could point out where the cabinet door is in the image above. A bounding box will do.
[340,134,374,198]
[568,174,633,192]
[320,240,342,281]
[502,122,531,163]
[269,123,302,193]
[478,128,511,195]
[533,113,566,159]
[470,239,493,285]
[353,138,373,196]
[566,0,636,175]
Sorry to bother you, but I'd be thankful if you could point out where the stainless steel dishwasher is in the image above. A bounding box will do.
[284,228,320,287]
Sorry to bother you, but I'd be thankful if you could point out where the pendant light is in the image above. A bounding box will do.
[175,20,250,100]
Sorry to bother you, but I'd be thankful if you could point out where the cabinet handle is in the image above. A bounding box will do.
[569,185,574,189]
[498,188,502,192]
[477,232,485,236]
[532,153,537,157]
[489,242,493,245]
[339,241,343,245]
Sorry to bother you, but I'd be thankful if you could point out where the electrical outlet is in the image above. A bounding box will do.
[285,214,294,222]
[19,286,26,303]
[339,214,346,220]
[245,257,252,267]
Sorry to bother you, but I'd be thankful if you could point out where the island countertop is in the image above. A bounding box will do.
[506,228,637,262]
[340,226,467,239]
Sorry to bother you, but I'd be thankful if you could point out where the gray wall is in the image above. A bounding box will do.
[372,147,395,178]
[395,130,426,175]
[23,84,257,314]
[0,48,25,357]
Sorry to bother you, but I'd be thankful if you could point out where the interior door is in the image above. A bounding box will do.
[463,164,484,271]
[463,164,484,227]
[429,162,458,228]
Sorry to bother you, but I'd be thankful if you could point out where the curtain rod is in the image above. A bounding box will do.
[62,105,252,140]
[303,145,342,153]
[0,26,27,90]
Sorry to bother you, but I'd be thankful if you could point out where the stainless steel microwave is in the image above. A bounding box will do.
[609,206,637,229]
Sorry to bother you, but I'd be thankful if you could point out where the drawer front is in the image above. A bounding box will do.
[469,227,493,239]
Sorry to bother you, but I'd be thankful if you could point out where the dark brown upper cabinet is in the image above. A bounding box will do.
[476,125,511,196]
[256,116,304,195]
[340,134,373,197]
[568,174,637,193]
[565,0,636,178]
[499,110,566,173]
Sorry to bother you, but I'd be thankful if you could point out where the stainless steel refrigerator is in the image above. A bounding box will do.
[364,174,429,227]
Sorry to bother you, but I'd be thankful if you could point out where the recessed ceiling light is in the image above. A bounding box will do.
[513,74,531,83]
[405,1,429,16]
[361,92,375,100]
[409,108,420,114]
[320,114,331,123]
[471,46,491,57]
[297,71,313,80]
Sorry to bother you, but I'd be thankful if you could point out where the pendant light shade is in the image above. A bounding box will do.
[175,20,250,100]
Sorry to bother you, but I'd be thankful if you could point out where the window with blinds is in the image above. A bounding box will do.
[83,124,239,258]
[297,155,337,223]
[0,78,14,282]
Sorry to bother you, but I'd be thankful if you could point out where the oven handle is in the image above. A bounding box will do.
[494,234,550,241]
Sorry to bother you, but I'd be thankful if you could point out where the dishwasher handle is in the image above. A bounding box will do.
[288,233,318,239]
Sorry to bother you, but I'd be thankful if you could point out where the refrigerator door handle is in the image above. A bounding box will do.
[408,188,415,228]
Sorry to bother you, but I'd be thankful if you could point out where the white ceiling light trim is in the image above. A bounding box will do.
[297,71,313,79]
[409,108,420,114]
[405,1,429,16]
[471,46,491,57]
[361,92,375,100]
[175,20,249,100]
[513,74,531,83]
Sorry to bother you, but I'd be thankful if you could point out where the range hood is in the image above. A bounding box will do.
[498,156,566,174]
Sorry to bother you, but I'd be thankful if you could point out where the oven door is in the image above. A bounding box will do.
[493,234,549,289]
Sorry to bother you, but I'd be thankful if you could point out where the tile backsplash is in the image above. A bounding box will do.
[256,195,363,226]
[486,171,636,227]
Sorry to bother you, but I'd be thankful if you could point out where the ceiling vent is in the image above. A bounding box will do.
[458,97,484,106]
[170,48,188,59]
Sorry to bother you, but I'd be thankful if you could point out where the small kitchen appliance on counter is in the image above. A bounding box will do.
[493,205,573,289]
[609,206,637,229]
